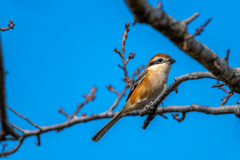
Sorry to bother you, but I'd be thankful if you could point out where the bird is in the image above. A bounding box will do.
[92,53,176,142]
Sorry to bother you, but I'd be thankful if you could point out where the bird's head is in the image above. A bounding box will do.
[146,53,176,73]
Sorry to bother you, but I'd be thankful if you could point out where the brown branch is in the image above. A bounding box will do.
[172,112,186,122]
[220,91,234,106]
[182,12,199,25]
[125,0,240,94]
[131,65,144,82]
[58,107,70,118]
[1,144,7,153]
[60,86,97,121]
[106,84,121,96]
[0,20,15,32]
[183,18,211,51]
[108,86,128,112]
[2,103,240,157]
[108,23,141,112]
[157,1,162,9]
[113,23,133,87]
[224,49,230,63]
[188,18,211,39]
[0,137,24,157]
[212,82,226,88]
[212,81,229,93]
[140,71,216,129]
[212,81,234,106]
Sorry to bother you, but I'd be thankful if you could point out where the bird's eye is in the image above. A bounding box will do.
[158,59,163,63]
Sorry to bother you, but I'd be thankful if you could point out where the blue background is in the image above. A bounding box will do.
[1,0,240,159]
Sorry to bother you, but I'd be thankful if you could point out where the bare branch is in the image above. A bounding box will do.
[108,23,140,112]
[212,82,226,88]
[8,122,24,133]
[6,105,42,130]
[58,107,70,118]
[224,49,230,63]
[0,20,15,32]
[157,104,240,119]
[106,84,121,96]
[7,105,240,138]
[113,23,133,87]
[35,134,40,146]
[63,86,97,121]
[141,71,216,129]
[0,137,24,157]
[220,91,234,106]
[212,81,234,106]
[182,12,199,25]
[184,18,211,50]
[1,144,7,153]
[172,112,186,122]
[108,86,128,112]
[131,65,144,82]
[186,18,211,39]
[125,0,240,94]
[157,1,162,9]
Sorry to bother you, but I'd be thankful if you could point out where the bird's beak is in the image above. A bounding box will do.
[169,58,176,64]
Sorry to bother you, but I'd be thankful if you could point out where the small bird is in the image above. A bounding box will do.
[92,53,176,142]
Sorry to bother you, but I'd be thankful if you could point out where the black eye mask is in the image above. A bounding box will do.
[149,58,167,66]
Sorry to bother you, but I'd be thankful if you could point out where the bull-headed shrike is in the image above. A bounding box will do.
[92,53,176,142]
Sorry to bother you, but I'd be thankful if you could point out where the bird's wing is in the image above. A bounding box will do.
[126,69,148,102]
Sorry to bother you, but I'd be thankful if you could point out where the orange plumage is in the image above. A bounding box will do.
[92,53,175,142]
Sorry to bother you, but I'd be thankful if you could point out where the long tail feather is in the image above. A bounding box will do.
[92,109,125,142]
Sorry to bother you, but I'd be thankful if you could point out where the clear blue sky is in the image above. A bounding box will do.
[1,0,240,159]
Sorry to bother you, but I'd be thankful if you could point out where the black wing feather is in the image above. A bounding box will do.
[126,69,148,102]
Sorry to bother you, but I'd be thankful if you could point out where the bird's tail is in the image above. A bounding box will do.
[92,108,125,142]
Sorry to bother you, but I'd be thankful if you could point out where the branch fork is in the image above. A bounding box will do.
[0,19,15,32]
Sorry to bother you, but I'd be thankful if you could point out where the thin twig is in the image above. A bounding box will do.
[172,112,186,122]
[106,84,121,96]
[0,19,15,32]
[131,65,144,83]
[0,137,24,157]
[58,107,70,118]
[220,91,234,106]
[224,49,230,63]
[182,12,199,24]
[113,23,133,87]
[66,86,97,121]
[212,82,226,88]
[1,144,7,153]
[35,134,40,146]
[157,1,162,9]
[108,86,128,112]
[6,105,42,130]
[8,122,24,133]
[183,18,211,51]
[212,81,234,106]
